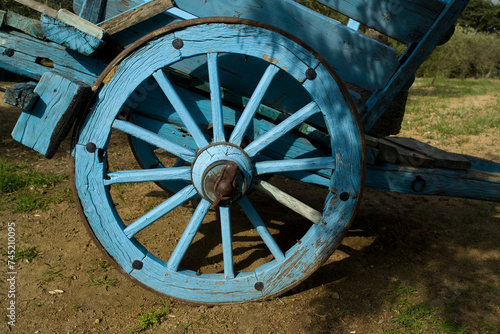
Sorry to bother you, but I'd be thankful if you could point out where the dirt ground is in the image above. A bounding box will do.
[0,80,499,334]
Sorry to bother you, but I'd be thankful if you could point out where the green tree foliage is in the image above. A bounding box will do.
[457,0,500,33]
[417,26,500,78]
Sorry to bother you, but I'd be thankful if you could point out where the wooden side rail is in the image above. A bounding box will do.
[313,0,446,44]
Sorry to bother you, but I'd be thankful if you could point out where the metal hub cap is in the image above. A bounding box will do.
[191,143,253,205]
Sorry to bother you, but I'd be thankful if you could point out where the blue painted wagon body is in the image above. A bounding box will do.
[1,0,499,303]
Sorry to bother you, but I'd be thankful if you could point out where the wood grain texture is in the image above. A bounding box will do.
[78,0,106,23]
[0,29,106,84]
[41,14,105,56]
[4,11,44,39]
[11,71,90,158]
[366,163,500,202]
[4,82,38,111]
[98,0,174,35]
[74,0,399,90]
[314,0,445,43]
[14,0,58,17]
[174,0,399,91]
[56,9,106,39]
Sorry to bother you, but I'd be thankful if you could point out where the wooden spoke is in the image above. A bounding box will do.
[219,206,235,279]
[166,199,212,271]
[113,119,196,162]
[244,102,321,157]
[153,69,209,148]
[104,166,191,186]
[229,64,280,146]
[253,180,322,225]
[207,53,225,143]
[254,156,335,175]
[238,196,286,263]
[123,185,198,238]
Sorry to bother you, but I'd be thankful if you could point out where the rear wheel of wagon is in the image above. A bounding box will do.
[73,18,364,303]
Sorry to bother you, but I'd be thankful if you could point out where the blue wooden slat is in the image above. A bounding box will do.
[166,199,212,271]
[123,185,198,238]
[153,69,209,148]
[314,0,446,44]
[0,30,105,84]
[79,0,107,23]
[244,101,320,158]
[41,14,106,56]
[207,52,225,143]
[220,206,235,279]
[254,157,335,175]
[366,163,500,202]
[11,71,89,157]
[239,196,286,263]
[103,166,191,185]
[229,64,280,146]
[112,119,196,162]
[174,0,399,91]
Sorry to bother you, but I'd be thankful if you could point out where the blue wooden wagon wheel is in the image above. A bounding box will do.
[74,18,365,303]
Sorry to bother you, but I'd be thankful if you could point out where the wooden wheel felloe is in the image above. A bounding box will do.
[74,18,365,303]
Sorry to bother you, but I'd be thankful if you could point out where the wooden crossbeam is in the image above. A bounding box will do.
[98,0,174,35]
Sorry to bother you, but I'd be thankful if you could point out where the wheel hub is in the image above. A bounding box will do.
[191,144,253,205]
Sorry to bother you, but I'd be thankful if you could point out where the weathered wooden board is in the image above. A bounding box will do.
[56,9,106,39]
[14,0,106,39]
[12,71,90,158]
[3,11,44,39]
[98,0,174,35]
[78,0,107,23]
[366,163,500,202]
[376,137,435,168]
[4,82,38,111]
[384,137,472,170]
[314,0,445,44]
[14,0,58,17]
[0,29,106,84]
[74,0,400,91]
[176,0,400,91]
[0,10,5,26]
[41,14,105,56]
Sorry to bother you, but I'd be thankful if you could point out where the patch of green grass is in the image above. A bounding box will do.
[37,263,65,285]
[0,159,66,193]
[402,79,500,141]
[2,246,42,263]
[133,300,170,332]
[0,159,70,212]
[87,274,117,290]
[15,246,42,263]
[181,315,206,334]
[382,281,468,333]
[87,260,112,273]
[71,302,83,311]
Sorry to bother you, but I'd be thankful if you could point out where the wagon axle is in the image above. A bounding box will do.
[192,143,253,206]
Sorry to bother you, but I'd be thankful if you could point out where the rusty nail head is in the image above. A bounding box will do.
[339,192,350,201]
[305,68,317,80]
[172,38,184,49]
[132,260,143,270]
[4,48,15,57]
[86,142,97,153]
[254,282,264,291]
